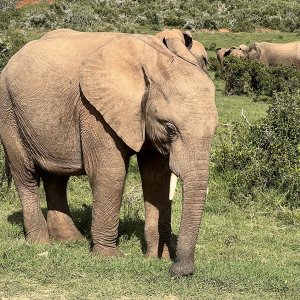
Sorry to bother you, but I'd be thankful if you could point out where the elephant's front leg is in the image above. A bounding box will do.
[90,154,129,257]
[137,151,175,260]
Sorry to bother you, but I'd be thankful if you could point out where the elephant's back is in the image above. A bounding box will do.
[1,32,123,174]
[266,42,300,66]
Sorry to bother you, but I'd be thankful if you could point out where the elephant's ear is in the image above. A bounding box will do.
[255,43,262,55]
[224,48,232,57]
[183,31,193,49]
[80,37,148,152]
[239,44,248,51]
[163,38,198,66]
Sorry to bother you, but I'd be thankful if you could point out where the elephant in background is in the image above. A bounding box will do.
[216,44,247,67]
[190,40,210,71]
[241,41,300,68]
[155,29,210,71]
[0,29,217,276]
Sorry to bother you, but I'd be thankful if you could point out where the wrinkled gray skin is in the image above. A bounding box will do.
[155,29,209,71]
[242,41,300,68]
[216,44,247,67]
[0,29,217,276]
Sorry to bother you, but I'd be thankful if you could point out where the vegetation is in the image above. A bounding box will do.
[221,56,300,101]
[0,2,300,299]
[213,90,300,210]
[2,0,300,33]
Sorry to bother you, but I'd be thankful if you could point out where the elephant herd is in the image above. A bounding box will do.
[217,41,300,69]
[0,27,298,277]
[157,29,300,71]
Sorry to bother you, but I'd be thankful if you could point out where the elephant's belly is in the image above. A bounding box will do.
[22,121,85,175]
[35,147,84,175]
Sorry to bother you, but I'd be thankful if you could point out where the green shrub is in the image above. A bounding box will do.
[209,56,221,73]
[222,57,300,101]
[213,91,300,210]
[2,0,300,33]
[0,31,28,71]
[0,0,18,11]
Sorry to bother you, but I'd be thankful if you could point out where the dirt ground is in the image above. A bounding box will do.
[15,0,54,9]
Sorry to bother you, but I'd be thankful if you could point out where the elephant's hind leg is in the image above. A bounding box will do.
[13,174,49,243]
[42,173,84,242]
[6,163,49,242]
[137,151,175,260]
[2,142,49,242]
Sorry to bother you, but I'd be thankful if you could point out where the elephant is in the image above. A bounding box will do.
[0,29,217,276]
[155,29,210,71]
[189,40,210,71]
[216,44,247,67]
[241,41,300,68]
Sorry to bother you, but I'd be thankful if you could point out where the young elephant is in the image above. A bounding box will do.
[242,41,300,68]
[216,44,247,67]
[0,29,217,276]
[155,29,210,71]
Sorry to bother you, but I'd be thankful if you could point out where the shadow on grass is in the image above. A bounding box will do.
[7,205,171,256]
[119,217,146,253]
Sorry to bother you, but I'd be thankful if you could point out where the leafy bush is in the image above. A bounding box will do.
[213,90,300,210]
[0,0,18,11]
[0,31,28,71]
[222,57,300,101]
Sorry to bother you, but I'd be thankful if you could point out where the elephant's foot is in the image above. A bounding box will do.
[25,220,50,243]
[169,260,194,277]
[47,210,84,242]
[92,244,124,258]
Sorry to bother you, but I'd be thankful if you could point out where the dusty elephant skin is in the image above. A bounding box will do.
[243,41,300,68]
[0,29,218,276]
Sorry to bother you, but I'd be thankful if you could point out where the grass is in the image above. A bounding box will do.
[1,172,299,299]
[0,30,300,299]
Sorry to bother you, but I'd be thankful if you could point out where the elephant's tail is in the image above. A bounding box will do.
[1,152,12,189]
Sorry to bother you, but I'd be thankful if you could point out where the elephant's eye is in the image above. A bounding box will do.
[164,122,178,141]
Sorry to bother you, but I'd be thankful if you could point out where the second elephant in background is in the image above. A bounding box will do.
[216,45,248,67]
[242,41,300,68]
[155,29,209,71]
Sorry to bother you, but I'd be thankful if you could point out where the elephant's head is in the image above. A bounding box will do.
[155,29,210,70]
[216,47,229,66]
[155,28,193,49]
[244,42,261,60]
[225,45,248,58]
[216,45,248,66]
[80,35,217,276]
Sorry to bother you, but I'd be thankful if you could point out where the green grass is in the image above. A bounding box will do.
[194,31,300,49]
[0,31,300,299]
[0,172,299,299]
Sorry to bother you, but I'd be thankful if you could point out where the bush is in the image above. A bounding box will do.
[0,31,28,71]
[213,90,300,210]
[222,57,300,101]
[0,0,18,11]
[2,0,300,33]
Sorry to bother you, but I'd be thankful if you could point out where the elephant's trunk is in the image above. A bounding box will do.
[169,144,211,276]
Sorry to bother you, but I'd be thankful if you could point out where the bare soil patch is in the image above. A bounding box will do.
[16,0,54,9]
